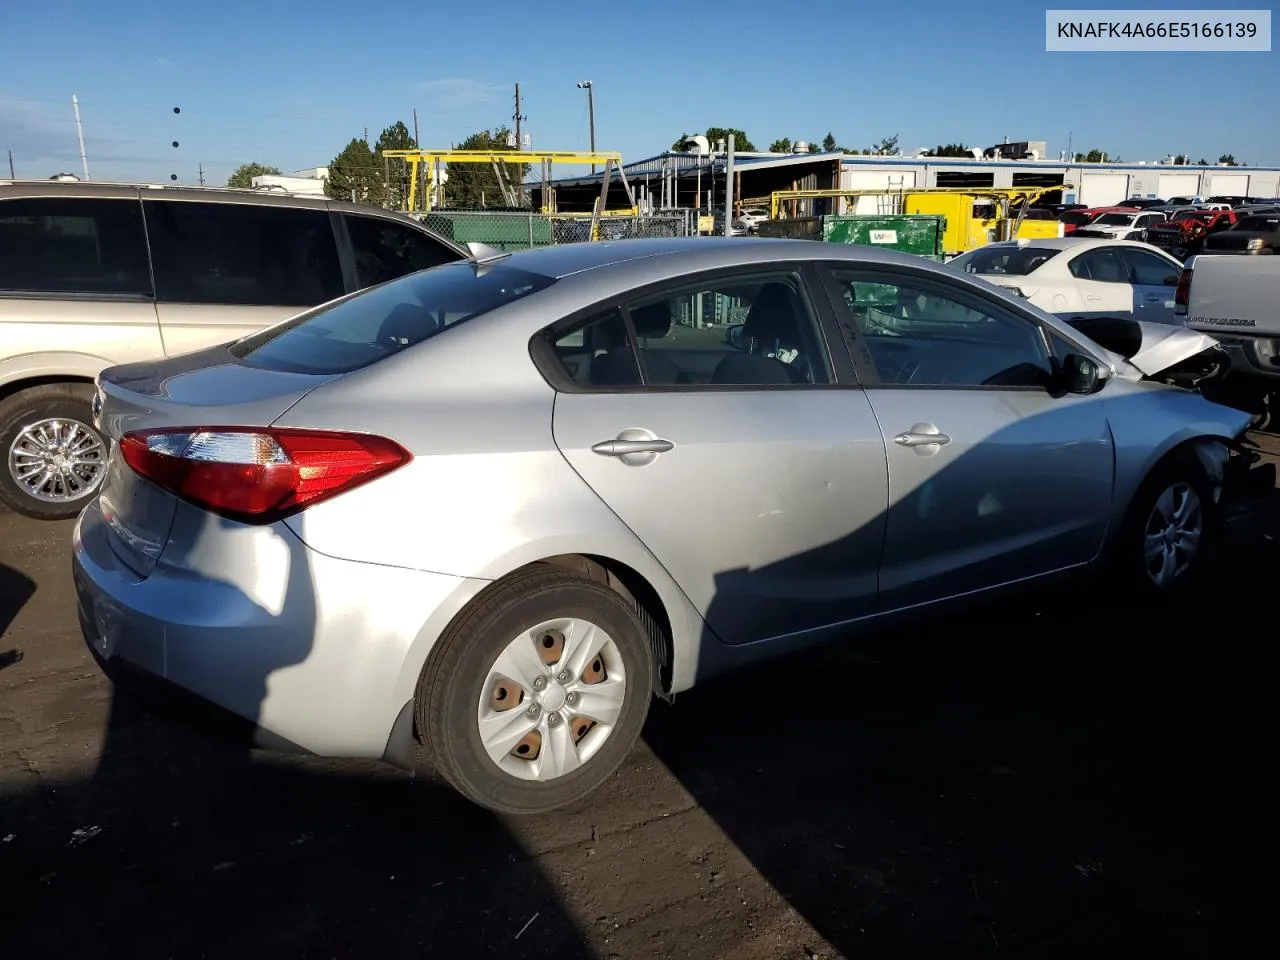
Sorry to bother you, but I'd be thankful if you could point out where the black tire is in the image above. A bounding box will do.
[0,383,106,520]
[417,564,654,814]
[1109,452,1220,600]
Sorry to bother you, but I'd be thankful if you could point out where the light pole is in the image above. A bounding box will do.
[577,81,595,174]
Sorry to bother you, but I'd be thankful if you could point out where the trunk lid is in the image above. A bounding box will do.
[94,344,338,577]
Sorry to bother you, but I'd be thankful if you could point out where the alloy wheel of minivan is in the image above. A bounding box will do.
[0,384,106,520]
[418,563,653,814]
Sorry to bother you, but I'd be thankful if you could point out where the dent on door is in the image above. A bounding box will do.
[552,391,891,646]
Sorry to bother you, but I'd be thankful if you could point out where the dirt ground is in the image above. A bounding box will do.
[2,438,1278,959]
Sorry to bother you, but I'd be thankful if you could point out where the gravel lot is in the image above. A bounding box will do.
[2,439,1277,959]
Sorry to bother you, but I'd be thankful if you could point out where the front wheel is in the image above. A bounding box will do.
[417,564,654,814]
[0,384,108,520]
[1111,455,1218,598]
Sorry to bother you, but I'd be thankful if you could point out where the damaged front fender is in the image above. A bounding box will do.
[1064,316,1229,387]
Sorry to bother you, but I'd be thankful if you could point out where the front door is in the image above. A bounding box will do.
[547,268,889,646]
[818,265,1115,611]
[144,200,346,356]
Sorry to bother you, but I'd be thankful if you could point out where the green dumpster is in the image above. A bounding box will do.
[426,212,554,251]
[822,215,946,261]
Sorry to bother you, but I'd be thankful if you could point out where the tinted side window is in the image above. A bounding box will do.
[345,215,459,288]
[144,201,343,306]
[1068,249,1129,283]
[1123,249,1178,285]
[0,197,150,296]
[827,269,1052,389]
[624,273,831,387]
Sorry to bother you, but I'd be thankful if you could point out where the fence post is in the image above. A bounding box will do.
[528,211,534,249]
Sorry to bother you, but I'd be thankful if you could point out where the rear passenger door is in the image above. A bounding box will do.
[544,265,889,646]
[1064,247,1136,319]
[144,200,345,356]
[0,195,163,367]
[340,213,462,289]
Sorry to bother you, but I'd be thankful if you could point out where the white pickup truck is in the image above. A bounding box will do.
[1177,254,1280,426]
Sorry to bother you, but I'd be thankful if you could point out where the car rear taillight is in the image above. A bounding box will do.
[119,427,410,524]
[1174,267,1192,314]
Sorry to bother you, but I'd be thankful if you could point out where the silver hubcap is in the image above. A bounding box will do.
[1143,481,1203,587]
[477,617,627,782]
[7,417,107,504]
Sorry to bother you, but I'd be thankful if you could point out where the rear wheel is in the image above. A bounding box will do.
[0,384,107,520]
[417,564,654,814]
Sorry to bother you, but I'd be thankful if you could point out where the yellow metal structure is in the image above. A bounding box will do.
[380,149,636,216]
[769,185,1072,256]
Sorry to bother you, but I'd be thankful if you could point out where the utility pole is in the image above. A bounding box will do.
[412,108,421,212]
[513,82,526,152]
[197,163,205,186]
[577,81,595,174]
[724,134,735,236]
[71,94,89,180]
[7,150,14,179]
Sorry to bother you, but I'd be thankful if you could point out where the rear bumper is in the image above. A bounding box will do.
[72,500,478,759]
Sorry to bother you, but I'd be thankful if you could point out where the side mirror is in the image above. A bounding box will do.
[726,323,746,349]
[1060,352,1107,394]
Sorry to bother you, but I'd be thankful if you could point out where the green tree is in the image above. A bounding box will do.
[375,120,418,210]
[442,127,527,208]
[1173,154,1188,165]
[1218,154,1237,166]
[769,137,792,153]
[924,143,972,158]
[821,132,837,152]
[862,134,899,156]
[1074,149,1110,162]
[672,127,756,152]
[226,162,281,188]
[325,137,385,206]
[1196,158,1208,165]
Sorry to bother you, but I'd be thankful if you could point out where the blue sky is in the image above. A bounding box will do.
[1,0,1275,186]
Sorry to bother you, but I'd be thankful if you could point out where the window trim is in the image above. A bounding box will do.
[814,261,1076,393]
[0,195,155,300]
[528,262,860,394]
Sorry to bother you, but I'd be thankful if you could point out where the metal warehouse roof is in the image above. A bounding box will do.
[541,150,845,188]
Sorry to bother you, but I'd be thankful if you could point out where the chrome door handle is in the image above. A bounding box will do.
[894,431,951,447]
[591,438,674,457]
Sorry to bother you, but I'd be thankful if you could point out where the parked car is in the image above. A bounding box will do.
[74,237,1270,815]
[1071,209,1168,241]
[1059,204,1138,235]
[733,208,770,233]
[1146,208,1240,259]
[1201,212,1280,255]
[0,181,466,519]
[1122,197,1168,209]
[948,238,1186,324]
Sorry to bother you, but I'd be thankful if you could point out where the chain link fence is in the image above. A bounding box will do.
[412,209,696,251]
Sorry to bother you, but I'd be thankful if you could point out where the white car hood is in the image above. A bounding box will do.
[1095,321,1221,380]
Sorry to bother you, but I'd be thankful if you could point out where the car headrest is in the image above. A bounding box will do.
[631,301,673,338]
[743,283,798,345]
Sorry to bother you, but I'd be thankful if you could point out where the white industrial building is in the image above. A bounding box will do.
[835,156,1280,208]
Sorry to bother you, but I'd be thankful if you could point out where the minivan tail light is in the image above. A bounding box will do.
[1174,267,1192,314]
[119,427,410,524]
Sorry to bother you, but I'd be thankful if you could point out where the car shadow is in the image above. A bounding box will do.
[0,561,35,669]
[641,400,1278,957]
[1,512,589,959]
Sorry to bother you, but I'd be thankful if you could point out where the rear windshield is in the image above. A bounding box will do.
[1094,213,1134,225]
[1060,211,1095,225]
[231,262,554,375]
[953,246,1062,276]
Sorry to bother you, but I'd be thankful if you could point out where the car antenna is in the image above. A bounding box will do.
[466,241,510,264]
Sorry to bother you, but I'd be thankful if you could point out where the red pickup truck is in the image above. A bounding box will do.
[1146,208,1239,260]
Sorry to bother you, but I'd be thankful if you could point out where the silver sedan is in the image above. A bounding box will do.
[72,237,1269,813]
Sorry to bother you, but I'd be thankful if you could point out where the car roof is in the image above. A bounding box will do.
[481,235,940,280]
[0,178,463,249]
[972,237,1167,253]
